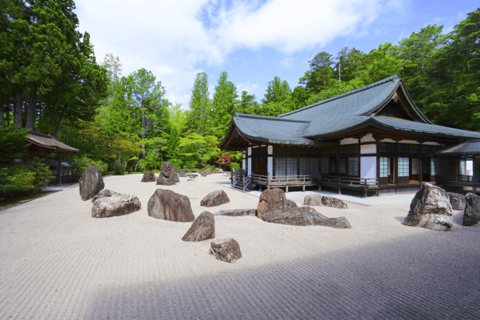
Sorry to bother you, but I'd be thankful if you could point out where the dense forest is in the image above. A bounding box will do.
[1,1,479,196]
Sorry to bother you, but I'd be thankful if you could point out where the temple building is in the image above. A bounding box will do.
[219,75,480,196]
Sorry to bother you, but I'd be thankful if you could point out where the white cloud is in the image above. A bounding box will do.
[75,0,399,106]
[236,82,263,101]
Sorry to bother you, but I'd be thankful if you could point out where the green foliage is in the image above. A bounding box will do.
[186,72,211,135]
[0,158,53,198]
[211,71,238,138]
[72,156,108,177]
[0,125,30,164]
[261,76,295,116]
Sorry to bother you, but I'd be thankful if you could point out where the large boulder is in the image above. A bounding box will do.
[177,169,187,177]
[147,189,194,222]
[92,190,141,218]
[200,190,230,207]
[156,162,179,186]
[404,183,453,231]
[182,211,215,242]
[463,193,480,226]
[210,238,242,263]
[141,171,156,182]
[304,194,323,206]
[215,209,257,216]
[447,192,466,210]
[257,188,287,219]
[79,166,105,201]
[262,206,351,229]
[321,196,348,209]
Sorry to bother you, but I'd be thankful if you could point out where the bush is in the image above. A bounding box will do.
[0,159,54,198]
[230,163,240,169]
[72,156,108,177]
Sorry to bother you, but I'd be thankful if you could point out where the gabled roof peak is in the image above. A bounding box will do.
[279,74,401,118]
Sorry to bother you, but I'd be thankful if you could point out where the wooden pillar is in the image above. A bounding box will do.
[58,153,62,185]
[473,155,477,194]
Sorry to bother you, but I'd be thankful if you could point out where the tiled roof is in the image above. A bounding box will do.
[436,139,480,155]
[232,114,314,145]
[27,131,79,153]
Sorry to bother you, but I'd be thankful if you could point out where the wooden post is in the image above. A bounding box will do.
[58,153,62,185]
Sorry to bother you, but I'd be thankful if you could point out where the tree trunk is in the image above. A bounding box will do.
[14,90,23,128]
[53,104,68,138]
[26,88,37,130]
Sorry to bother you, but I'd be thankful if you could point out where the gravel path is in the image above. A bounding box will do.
[1,174,479,319]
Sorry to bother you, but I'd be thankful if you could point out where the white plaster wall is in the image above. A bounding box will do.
[381,138,396,143]
[268,157,273,176]
[412,158,419,174]
[248,158,252,175]
[467,160,473,176]
[248,147,252,156]
[361,133,376,143]
[340,138,358,145]
[361,144,377,154]
[242,159,246,170]
[268,145,273,155]
[399,140,420,144]
[361,156,377,179]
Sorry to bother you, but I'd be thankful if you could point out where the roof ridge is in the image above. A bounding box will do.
[235,113,310,123]
[29,130,55,139]
[279,74,400,118]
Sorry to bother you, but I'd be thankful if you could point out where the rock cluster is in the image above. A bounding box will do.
[141,171,156,182]
[304,194,323,206]
[447,192,466,210]
[210,238,242,263]
[262,206,351,228]
[200,190,230,207]
[156,162,180,186]
[257,188,287,218]
[147,189,194,222]
[321,196,348,209]
[463,193,480,226]
[91,189,141,218]
[79,166,105,201]
[182,211,215,241]
[404,183,453,231]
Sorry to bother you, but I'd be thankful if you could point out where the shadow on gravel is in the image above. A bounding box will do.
[86,226,480,320]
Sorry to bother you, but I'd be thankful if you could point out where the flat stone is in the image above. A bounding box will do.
[447,192,466,210]
[405,183,453,231]
[141,171,156,182]
[215,209,257,216]
[200,190,230,207]
[92,191,141,218]
[304,194,323,206]
[182,211,215,242]
[464,193,480,226]
[321,196,348,209]
[257,188,287,219]
[147,189,194,222]
[262,206,351,229]
[79,166,105,201]
[210,238,242,263]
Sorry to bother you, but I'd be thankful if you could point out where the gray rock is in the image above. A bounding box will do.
[200,190,230,207]
[304,194,323,206]
[156,162,179,186]
[187,174,198,178]
[321,196,348,209]
[447,192,466,210]
[262,206,351,229]
[286,199,297,208]
[215,209,257,216]
[182,211,215,242]
[464,193,480,226]
[141,171,156,182]
[177,169,186,177]
[210,238,242,263]
[91,189,117,202]
[405,183,453,231]
[200,171,207,177]
[79,166,105,201]
[187,179,195,181]
[147,189,194,222]
[257,188,287,219]
[92,192,141,218]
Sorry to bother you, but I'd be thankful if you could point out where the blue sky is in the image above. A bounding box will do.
[75,0,479,108]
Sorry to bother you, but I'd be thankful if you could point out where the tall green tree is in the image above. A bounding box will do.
[262,76,294,116]
[187,72,210,135]
[211,71,238,138]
